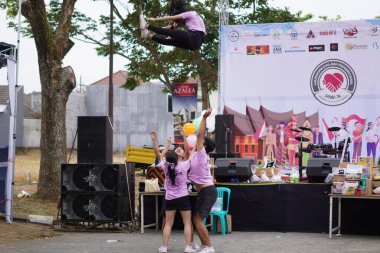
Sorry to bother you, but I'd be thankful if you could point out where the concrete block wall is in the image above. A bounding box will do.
[86,82,173,151]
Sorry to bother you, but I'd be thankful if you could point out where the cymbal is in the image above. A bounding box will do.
[295,136,309,142]
[328,126,341,132]
[291,128,302,132]
[299,126,311,131]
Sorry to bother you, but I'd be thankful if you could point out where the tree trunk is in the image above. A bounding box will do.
[22,0,77,201]
[37,66,75,201]
[200,76,209,110]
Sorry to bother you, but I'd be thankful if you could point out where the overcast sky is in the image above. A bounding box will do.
[1,0,379,93]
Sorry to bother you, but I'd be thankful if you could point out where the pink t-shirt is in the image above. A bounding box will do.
[188,148,214,185]
[158,160,190,200]
[179,11,206,34]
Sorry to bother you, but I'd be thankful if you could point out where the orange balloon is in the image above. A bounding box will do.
[183,123,196,136]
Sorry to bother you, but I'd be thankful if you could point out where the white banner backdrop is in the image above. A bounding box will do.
[220,19,380,162]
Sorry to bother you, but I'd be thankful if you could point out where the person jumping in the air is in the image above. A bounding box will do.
[139,1,206,51]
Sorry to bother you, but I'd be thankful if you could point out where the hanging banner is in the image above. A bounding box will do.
[172,83,198,144]
[220,19,380,164]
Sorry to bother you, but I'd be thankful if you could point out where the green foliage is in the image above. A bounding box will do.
[5,0,313,98]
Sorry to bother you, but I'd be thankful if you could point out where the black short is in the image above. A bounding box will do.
[160,197,166,217]
[165,195,191,211]
[194,185,217,218]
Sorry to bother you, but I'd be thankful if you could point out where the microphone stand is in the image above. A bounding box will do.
[225,127,231,158]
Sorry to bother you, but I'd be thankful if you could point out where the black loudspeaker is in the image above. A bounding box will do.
[77,116,112,164]
[306,158,340,183]
[61,164,126,192]
[215,114,234,154]
[215,158,254,182]
[60,163,135,222]
[61,193,128,221]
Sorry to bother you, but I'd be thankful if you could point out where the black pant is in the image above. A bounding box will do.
[148,25,204,51]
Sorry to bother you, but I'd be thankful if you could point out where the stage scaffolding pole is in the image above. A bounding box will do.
[217,0,229,114]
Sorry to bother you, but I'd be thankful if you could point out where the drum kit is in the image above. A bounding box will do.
[290,126,342,166]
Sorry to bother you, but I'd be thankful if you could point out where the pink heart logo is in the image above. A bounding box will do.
[323,73,344,93]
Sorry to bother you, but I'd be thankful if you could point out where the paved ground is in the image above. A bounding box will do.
[1,227,380,253]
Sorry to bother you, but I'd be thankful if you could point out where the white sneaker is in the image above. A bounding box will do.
[191,243,201,252]
[158,245,168,253]
[184,245,197,253]
[139,13,147,29]
[141,29,149,39]
[198,246,215,253]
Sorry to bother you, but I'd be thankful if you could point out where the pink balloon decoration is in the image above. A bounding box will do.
[187,135,197,149]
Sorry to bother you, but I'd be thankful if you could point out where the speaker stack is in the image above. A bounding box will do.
[60,163,135,222]
[77,116,112,164]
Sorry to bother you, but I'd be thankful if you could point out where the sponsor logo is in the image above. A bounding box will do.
[345,43,368,50]
[319,30,337,36]
[272,45,282,54]
[229,46,244,54]
[330,43,338,51]
[228,31,239,42]
[284,45,305,53]
[290,30,298,40]
[309,45,325,52]
[273,30,281,39]
[370,27,379,36]
[254,33,270,37]
[306,30,316,38]
[247,45,270,55]
[343,27,358,37]
[310,59,356,106]
[373,42,379,49]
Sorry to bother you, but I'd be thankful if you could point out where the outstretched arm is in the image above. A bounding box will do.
[196,108,212,152]
[150,131,161,160]
[161,136,172,157]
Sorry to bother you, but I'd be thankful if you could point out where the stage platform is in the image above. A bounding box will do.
[140,183,380,235]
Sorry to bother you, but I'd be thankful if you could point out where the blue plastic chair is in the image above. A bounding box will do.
[205,187,231,235]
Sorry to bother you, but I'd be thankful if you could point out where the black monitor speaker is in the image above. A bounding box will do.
[306,158,340,183]
[77,116,112,164]
[215,158,255,182]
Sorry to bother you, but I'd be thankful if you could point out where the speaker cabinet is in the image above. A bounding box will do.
[61,164,126,192]
[215,158,254,182]
[61,193,128,221]
[306,158,340,183]
[61,163,135,222]
[215,114,234,155]
[77,116,112,164]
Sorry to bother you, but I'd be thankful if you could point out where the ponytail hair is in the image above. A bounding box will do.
[165,151,178,186]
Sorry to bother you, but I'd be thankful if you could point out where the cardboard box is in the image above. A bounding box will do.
[217,214,232,234]
[373,181,380,188]
[342,181,358,195]
[255,168,279,177]
[332,174,345,182]
[332,182,344,194]
[358,156,374,170]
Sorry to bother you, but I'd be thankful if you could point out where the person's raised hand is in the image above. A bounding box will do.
[150,131,157,141]
[167,136,172,145]
[203,108,212,118]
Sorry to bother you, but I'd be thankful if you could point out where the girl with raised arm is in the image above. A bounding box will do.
[150,131,196,253]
